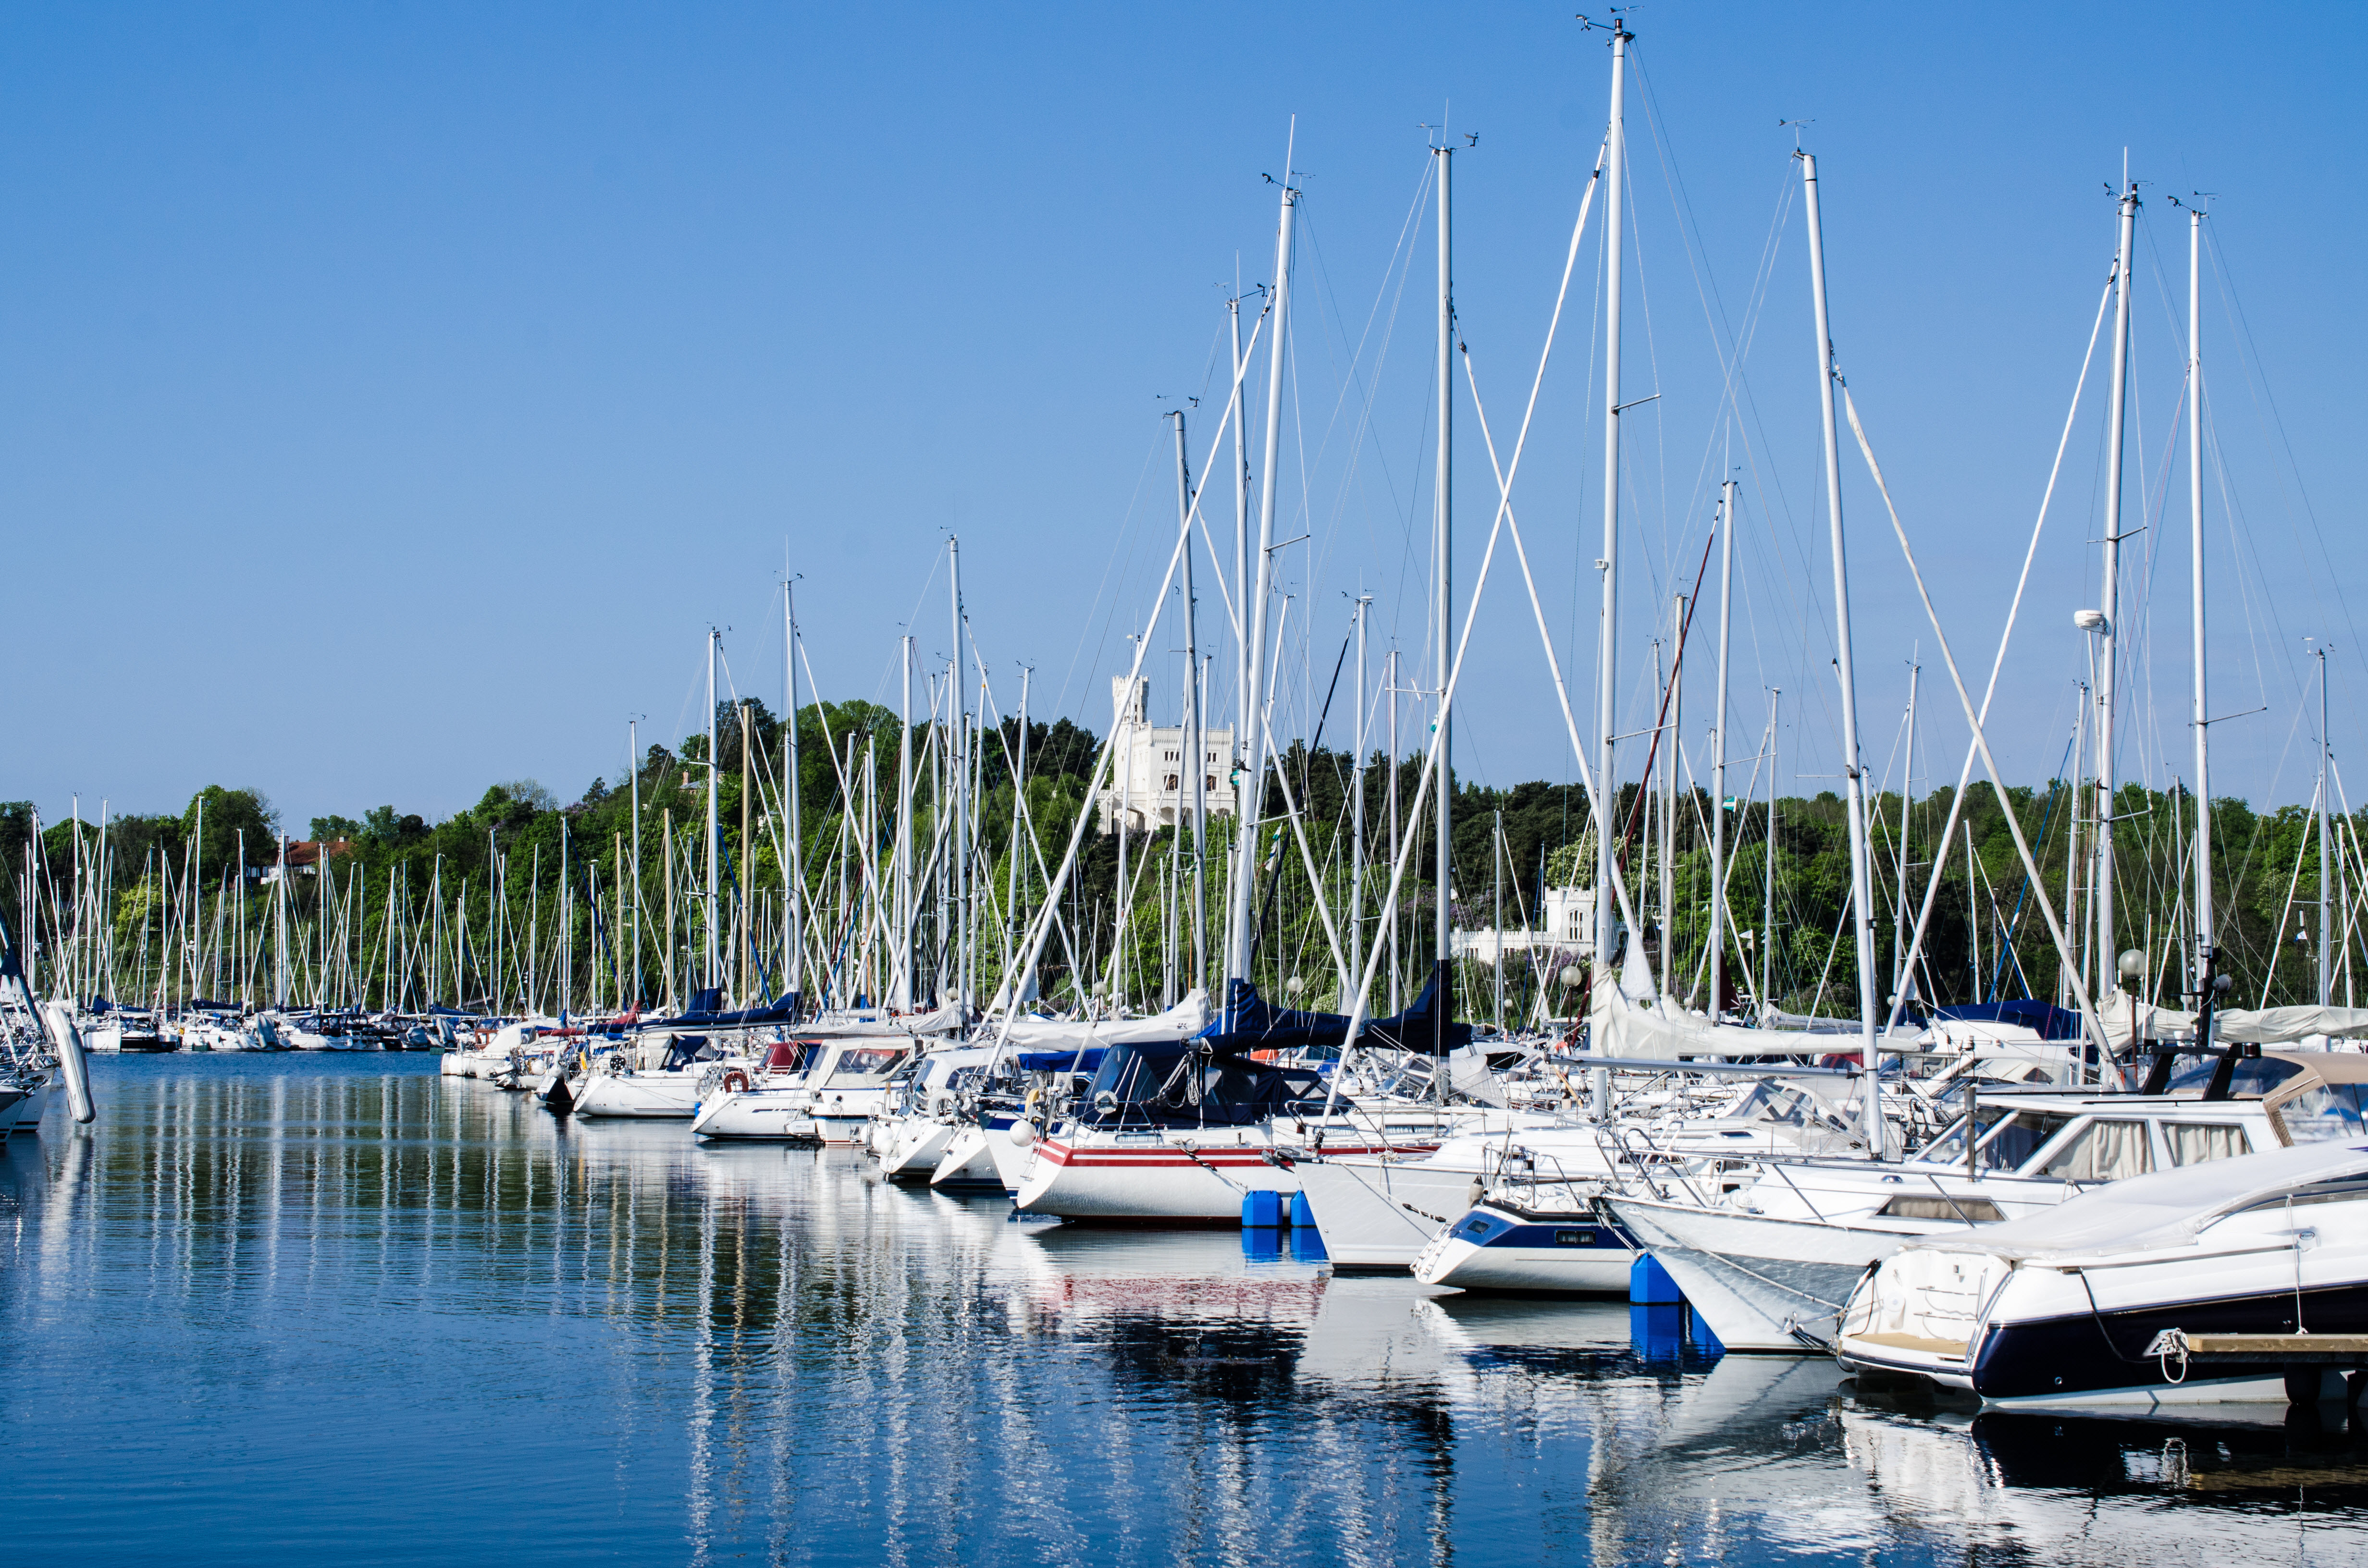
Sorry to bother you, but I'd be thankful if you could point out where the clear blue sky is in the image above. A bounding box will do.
[7,2,2363,836]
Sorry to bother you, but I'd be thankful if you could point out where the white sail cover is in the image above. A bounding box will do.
[794,999,972,1040]
[992,989,1210,1051]
[2098,992,2368,1054]
[1587,972,1916,1061]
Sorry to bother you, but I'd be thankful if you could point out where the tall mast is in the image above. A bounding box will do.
[1799,147,1883,1144]
[705,628,720,992]
[785,584,804,1011]
[1593,15,1630,996]
[1433,137,1455,1035]
[1894,661,1918,1002]
[1172,411,1209,997]
[948,535,968,1009]
[2094,181,2138,1036]
[1662,594,1681,1002]
[2189,206,2214,993]
[629,718,643,1006]
[1350,594,1370,1008]
[1114,635,1136,1008]
[896,635,914,1008]
[1763,689,1779,1009]
[1012,666,1032,1002]
[2321,645,2333,1006]
[1226,164,1298,1019]
[1709,480,1735,1013]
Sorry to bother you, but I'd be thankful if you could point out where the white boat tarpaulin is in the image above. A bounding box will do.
[1588,971,1914,1061]
[2099,992,2368,1054]
[992,989,1210,1051]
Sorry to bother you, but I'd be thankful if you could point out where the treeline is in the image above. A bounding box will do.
[3,707,2354,1020]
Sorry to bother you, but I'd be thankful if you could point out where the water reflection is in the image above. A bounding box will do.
[1,1059,2364,1566]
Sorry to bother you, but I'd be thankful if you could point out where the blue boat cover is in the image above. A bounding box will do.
[1192,973,1472,1057]
[1012,1048,1108,1074]
[1928,1001,2082,1040]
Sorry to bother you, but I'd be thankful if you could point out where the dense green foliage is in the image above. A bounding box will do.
[4,706,2356,1023]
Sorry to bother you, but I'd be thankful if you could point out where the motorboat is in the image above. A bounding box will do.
[690,1039,913,1143]
[1836,1138,2368,1408]
[1604,1051,2366,1351]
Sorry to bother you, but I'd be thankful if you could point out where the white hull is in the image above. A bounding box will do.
[809,1085,898,1145]
[931,1124,1012,1191]
[6,1080,54,1133]
[1410,1206,1635,1295]
[691,1087,818,1141]
[1609,1197,1902,1351]
[875,1116,957,1179]
[985,1124,1038,1194]
[1016,1131,1302,1221]
[571,1070,704,1118]
[1292,1158,1486,1268]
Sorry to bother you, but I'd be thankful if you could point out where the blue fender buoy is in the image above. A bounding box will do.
[1630,1254,1684,1304]
[1289,1191,1316,1228]
[1242,1190,1284,1227]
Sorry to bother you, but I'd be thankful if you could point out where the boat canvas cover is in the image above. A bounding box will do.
[1911,1140,2368,1262]
[2100,992,2368,1052]
[996,990,1209,1051]
[1589,971,1915,1062]
[794,999,970,1039]
[1082,1037,1329,1127]
[1011,1048,1108,1075]
[1193,976,1472,1057]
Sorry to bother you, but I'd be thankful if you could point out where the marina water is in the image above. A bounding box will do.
[3,1057,2362,1566]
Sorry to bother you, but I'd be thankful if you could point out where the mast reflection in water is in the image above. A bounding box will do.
[2,1057,2364,1566]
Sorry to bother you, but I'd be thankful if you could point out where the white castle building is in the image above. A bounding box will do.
[1097,677,1237,834]
[1453,884,1598,964]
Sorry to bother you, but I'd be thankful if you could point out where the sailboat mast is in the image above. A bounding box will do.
[2094,182,2138,1030]
[1764,689,1779,1009]
[1433,138,1455,1036]
[705,629,721,992]
[629,718,643,1006]
[2321,645,2333,1006]
[1798,147,1884,1143]
[2189,206,2214,988]
[895,635,914,1009]
[1895,662,1918,1002]
[1593,16,1630,998]
[949,537,968,1009]
[1172,411,1208,995]
[786,583,804,1011]
[1350,594,1370,1007]
[1226,167,1298,1018]
[1709,480,1735,1013]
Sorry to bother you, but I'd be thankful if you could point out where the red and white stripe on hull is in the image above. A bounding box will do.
[1015,1130,1440,1222]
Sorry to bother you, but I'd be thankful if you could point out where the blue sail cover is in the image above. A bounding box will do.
[1929,1001,2082,1041]
[1361,969,1473,1058]
[1195,980,1353,1053]
[1012,1048,1108,1075]
[1193,975,1471,1057]
[638,999,801,1030]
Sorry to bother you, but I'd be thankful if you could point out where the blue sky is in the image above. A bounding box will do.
[6,2,2363,834]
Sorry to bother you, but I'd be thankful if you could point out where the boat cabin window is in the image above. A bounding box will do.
[2168,1055,2307,1098]
[762,1041,814,1073]
[2278,1082,2368,1144]
[826,1047,908,1085]
[2162,1121,2250,1166]
[1924,1108,2074,1172]
[2036,1118,2153,1182]
[1875,1194,2003,1223]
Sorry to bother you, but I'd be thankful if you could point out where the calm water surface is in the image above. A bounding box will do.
[4,1056,2367,1565]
